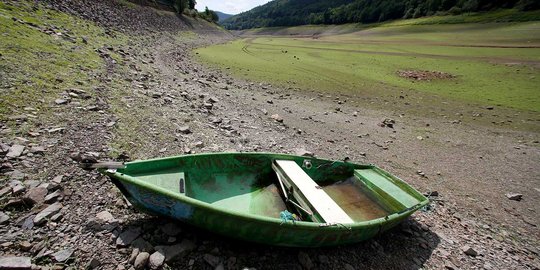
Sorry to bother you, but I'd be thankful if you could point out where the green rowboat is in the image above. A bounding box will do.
[100,153,428,247]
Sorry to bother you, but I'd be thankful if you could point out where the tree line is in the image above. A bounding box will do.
[222,0,540,30]
[174,0,219,23]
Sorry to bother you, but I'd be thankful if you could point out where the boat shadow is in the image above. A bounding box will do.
[119,216,440,269]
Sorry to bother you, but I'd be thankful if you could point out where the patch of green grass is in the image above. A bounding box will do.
[239,9,540,37]
[0,1,193,160]
[385,9,540,26]
[117,0,138,9]
[0,1,128,119]
[196,23,540,112]
[240,24,367,36]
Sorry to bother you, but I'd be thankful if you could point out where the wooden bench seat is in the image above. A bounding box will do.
[273,160,353,224]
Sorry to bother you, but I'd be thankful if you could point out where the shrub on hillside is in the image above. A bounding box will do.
[449,6,462,15]
[516,0,540,11]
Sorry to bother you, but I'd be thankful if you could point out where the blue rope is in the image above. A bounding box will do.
[280,210,297,224]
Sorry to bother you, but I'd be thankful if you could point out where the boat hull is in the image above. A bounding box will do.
[104,153,428,247]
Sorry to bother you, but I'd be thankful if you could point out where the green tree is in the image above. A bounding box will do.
[516,0,540,11]
[462,0,479,12]
[210,10,219,22]
[188,0,197,10]
[174,0,188,13]
[221,0,540,30]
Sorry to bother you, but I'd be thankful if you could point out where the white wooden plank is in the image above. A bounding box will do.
[275,160,353,224]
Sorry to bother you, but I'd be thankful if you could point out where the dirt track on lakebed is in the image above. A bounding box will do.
[0,1,539,269]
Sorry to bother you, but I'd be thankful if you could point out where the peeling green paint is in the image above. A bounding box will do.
[103,152,429,247]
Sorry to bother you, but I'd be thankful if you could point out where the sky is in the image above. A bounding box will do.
[195,0,271,15]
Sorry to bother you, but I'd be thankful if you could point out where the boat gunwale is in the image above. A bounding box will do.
[103,152,429,230]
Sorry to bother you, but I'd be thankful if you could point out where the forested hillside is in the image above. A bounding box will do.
[222,0,540,30]
[216,11,234,22]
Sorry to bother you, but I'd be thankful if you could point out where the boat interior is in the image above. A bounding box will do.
[123,154,426,224]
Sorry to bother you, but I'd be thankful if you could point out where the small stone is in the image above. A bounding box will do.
[18,241,32,251]
[24,180,41,189]
[148,251,165,270]
[55,99,68,105]
[0,143,10,154]
[96,211,115,223]
[131,238,153,252]
[380,118,395,128]
[20,215,34,230]
[52,248,74,262]
[194,141,204,148]
[4,198,25,209]
[11,182,26,195]
[134,252,150,270]
[209,117,222,124]
[51,212,63,222]
[344,264,355,270]
[86,257,101,269]
[0,187,11,198]
[47,127,65,134]
[318,255,329,264]
[506,193,523,201]
[44,190,62,203]
[298,252,314,270]
[70,88,87,95]
[33,203,62,225]
[23,187,48,205]
[6,145,25,158]
[116,227,142,247]
[271,114,283,123]
[51,175,63,184]
[294,148,314,157]
[9,171,25,181]
[128,248,140,264]
[0,211,9,224]
[178,126,191,134]
[204,254,220,267]
[462,245,478,257]
[0,256,32,269]
[159,222,182,236]
[155,239,195,262]
[208,97,219,103]
[30,146,45,154]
